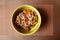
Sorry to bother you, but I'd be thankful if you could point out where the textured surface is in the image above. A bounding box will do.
[0,0,60,40]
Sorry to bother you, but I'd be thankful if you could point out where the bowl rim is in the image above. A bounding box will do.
[11,5,41,35]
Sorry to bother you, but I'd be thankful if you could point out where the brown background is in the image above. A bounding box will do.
[0,0,60,40]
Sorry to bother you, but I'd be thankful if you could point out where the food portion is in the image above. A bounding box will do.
[15,9,38,32]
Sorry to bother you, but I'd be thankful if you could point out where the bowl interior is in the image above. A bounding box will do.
[12,5,41,35]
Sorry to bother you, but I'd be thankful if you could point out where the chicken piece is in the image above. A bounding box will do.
[23,10,27,14]
[22,26,29,32]
[15,15,21,25]
[19,12,25,20]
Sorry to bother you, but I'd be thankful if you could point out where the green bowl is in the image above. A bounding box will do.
[12,5,41,35]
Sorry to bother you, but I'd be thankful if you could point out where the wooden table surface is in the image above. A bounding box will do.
[0,0,60,40]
